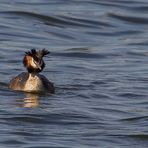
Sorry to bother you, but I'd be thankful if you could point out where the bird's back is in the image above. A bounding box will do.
[39,74,55,93]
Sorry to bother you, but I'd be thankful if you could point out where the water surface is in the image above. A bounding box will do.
[0,0,148,147]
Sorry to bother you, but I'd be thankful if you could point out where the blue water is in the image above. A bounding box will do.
[0,0,148,147]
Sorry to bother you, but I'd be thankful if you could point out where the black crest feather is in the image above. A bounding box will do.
[25,49,37,56]
[25,49,50,57]
[41,49,50,57]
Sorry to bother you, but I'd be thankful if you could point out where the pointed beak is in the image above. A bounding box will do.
[37,64,42,70]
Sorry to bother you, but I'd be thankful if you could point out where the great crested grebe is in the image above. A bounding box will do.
[9,49,55,93]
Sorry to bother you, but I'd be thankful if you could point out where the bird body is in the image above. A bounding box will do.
[9,49,55,94]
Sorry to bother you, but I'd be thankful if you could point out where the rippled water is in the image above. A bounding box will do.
[0,0,148,147]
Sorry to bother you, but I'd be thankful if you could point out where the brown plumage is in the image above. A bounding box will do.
[9,49,55,94]
[23,49,49,73]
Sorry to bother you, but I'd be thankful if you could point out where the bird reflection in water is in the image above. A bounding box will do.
[16,93,40,108]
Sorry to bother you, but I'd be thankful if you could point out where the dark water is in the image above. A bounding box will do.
[0,0,148,147]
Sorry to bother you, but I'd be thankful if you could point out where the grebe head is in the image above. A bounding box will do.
[23,49,50,73]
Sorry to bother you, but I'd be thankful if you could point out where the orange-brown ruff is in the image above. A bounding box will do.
[9,49,55,93]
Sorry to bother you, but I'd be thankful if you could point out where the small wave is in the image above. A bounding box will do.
[10,131,38,137]
[0,82,8,87]
[108,12,148,24]
[126,50,148,57]
[107,133,148,141]
[130,6,148,13]
[2,11,103,29]
[87,30,142,36]
[2,11,67,27]
[52,48,120,59]
[58,52,105,59]
[117,92,146,99]
[120,116,148,122]
[1,139,26,145]
[127,41,148,46]
[128,134,148,140]
[61,15,113,28]
[52,51,107,59]
[2,116,46,124]
[1,112,94,125]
